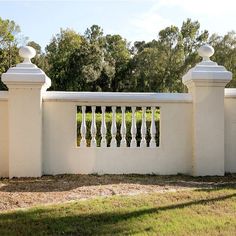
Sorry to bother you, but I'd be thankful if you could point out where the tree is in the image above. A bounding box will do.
[44,20,212,93]
[210,31,236,87]
[57,25,131,92]
[129,19,209,92]
[104,34,131,91]
[0,17,21,90]
[66,25,106,91]
[45,28,82,90]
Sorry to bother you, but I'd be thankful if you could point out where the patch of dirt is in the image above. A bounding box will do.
[0,174,236,212]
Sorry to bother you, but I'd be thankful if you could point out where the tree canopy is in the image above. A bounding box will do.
[0,17,21,89]
[0,17,236,92]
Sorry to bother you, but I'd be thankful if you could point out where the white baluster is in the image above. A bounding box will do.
[130,106,137,147]
[110,106,117,147]
[90,106,97,147]
[101,106,107,148]
[80,106,87,147]
[120,106,127,147]
[150,107,156,148]
[140,107,147,147]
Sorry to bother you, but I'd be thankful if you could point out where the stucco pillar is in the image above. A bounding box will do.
[1,46,51,177]
[183,45,232,176]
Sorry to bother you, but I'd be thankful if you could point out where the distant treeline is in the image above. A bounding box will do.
[0,17,236,92]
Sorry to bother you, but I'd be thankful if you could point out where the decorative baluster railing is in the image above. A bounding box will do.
[80,105,87,147]
[120,106,127,147]
[90,106,97,147]
[77,104,160,148]
[101,106,107,147]
[140,106,147,147]
[45,91,193,149]
[130,106,137,147]
[150,106,156,148]
[110,106,117,147]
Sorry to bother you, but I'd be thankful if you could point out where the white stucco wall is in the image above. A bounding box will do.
[2,88,236,177]
[1,45,235,178]
[7,88,44,177]
[225,89,236,172]
[0,92,9,177]
[42,94,192,175]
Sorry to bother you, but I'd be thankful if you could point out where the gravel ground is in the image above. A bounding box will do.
[0,174,236,212]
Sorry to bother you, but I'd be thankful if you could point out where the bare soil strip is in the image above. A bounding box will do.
[0,174,235,211]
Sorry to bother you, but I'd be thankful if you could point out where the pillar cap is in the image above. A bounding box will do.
[1,46,51,90]
[182,44,232,87]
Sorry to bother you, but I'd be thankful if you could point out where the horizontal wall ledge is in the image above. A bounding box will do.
[225,88,236,98]
[43,91,193,104]
[0,91,8,101]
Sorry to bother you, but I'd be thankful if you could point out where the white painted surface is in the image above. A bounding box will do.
[1,46,51,177]
[183,44,232,176]
[225,88,236,97]
[19,46,36,64]
[130,107,137,148]
[224,91,236,173]
[0,91,8,100]
[111,106,117,147]
[198,44,214,61]
[43,91,192,104]
[0,100,9,177]
[43,101,192,175]
[1,44,236,177]
[100,106,107,148]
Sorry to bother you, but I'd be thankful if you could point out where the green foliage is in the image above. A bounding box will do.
[129,19,209,93]
[104,34,131,91]
[210,31,236,87]
[45,19,210,93]
[67,26,131,92]
[1,17,236,93]
[45,25,131,92]
[45,28,83,90]
[77,109,160,147]
[0,17,21,90]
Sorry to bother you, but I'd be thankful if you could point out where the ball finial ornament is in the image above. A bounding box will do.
[19,46,36,63]
[198,44,214,61]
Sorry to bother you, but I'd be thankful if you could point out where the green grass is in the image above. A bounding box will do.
[77,109,160,146]
[0,187,236,235]
[76,109,160,123]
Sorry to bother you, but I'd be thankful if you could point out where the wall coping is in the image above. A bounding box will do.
[43,91,193,103]
[225,88,236,98]
[2,89,234,101]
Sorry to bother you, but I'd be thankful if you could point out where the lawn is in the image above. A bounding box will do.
[0,175,236,235]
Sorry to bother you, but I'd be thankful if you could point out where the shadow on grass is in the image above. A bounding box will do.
[0,192,235,235]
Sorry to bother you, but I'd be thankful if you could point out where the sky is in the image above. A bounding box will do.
[0,0,236,50]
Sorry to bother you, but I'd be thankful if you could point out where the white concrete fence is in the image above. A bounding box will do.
[0,44,235,178]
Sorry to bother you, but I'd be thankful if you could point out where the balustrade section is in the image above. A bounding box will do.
[77,106,160,148]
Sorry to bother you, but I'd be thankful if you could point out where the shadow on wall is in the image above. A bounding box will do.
[0,174,236,193]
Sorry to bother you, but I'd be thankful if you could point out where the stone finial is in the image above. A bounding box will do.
[2,45,51,90]
[198,44,214,61]
[182,43,232,87]
[19,46,36,64]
